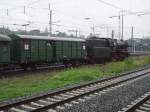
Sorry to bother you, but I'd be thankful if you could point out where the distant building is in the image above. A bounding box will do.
[127,38,150,52]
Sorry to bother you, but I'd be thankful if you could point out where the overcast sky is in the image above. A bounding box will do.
[0,0,150,39]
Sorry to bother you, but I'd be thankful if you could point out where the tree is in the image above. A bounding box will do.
[55,31,67,37]
[0,27,11,34]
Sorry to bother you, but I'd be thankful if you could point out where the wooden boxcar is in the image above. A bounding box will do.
[0,34,11,67]
[9,34,86,68]
[54,38,86,62]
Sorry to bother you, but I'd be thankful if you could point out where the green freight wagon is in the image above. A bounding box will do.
[8,34,86,69]
[0,34,11,66]
[8,34,54,69]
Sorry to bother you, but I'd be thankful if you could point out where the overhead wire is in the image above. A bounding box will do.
[96,0,138,14]
[96,0,123,10]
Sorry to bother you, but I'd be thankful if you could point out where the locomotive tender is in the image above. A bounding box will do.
[0,34,128,70]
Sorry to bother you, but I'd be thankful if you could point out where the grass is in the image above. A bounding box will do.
[0,56,150,101]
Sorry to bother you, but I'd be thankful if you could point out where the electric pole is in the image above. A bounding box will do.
[24,6,26,15]
[118,12,121,40]
[75,30,78,37]
[110,10,125,40]
[49,4,52,36]
[91,24,95,36]
[131,26,134,52]
[121,14,124,40]
[23,6,26,32]
[7,9,8,16]
[112,30,114,39]
[106,25,110,38]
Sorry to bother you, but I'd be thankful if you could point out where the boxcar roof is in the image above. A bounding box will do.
[0,34,11,41]
[17,35,85,42]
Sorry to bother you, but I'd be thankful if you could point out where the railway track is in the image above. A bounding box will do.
[130,52,150,56]
[0,52,150,78]
[119,92,150,112]
[0,62,87,78]
[0,64,65,78]
[0,67,150,112]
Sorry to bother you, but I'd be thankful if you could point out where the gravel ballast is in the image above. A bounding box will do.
[59,74,150,112]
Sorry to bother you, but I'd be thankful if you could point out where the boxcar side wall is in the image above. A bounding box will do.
[72,42,77,59]
[55,40,86,62]
[10,39,21,63]
[20,39,31,63]
[45,41,53,62]
[0,42,11,64]
[39,40,46,61]
[19,39,53,64]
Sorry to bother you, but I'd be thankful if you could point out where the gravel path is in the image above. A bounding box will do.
[59,74,150,112]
